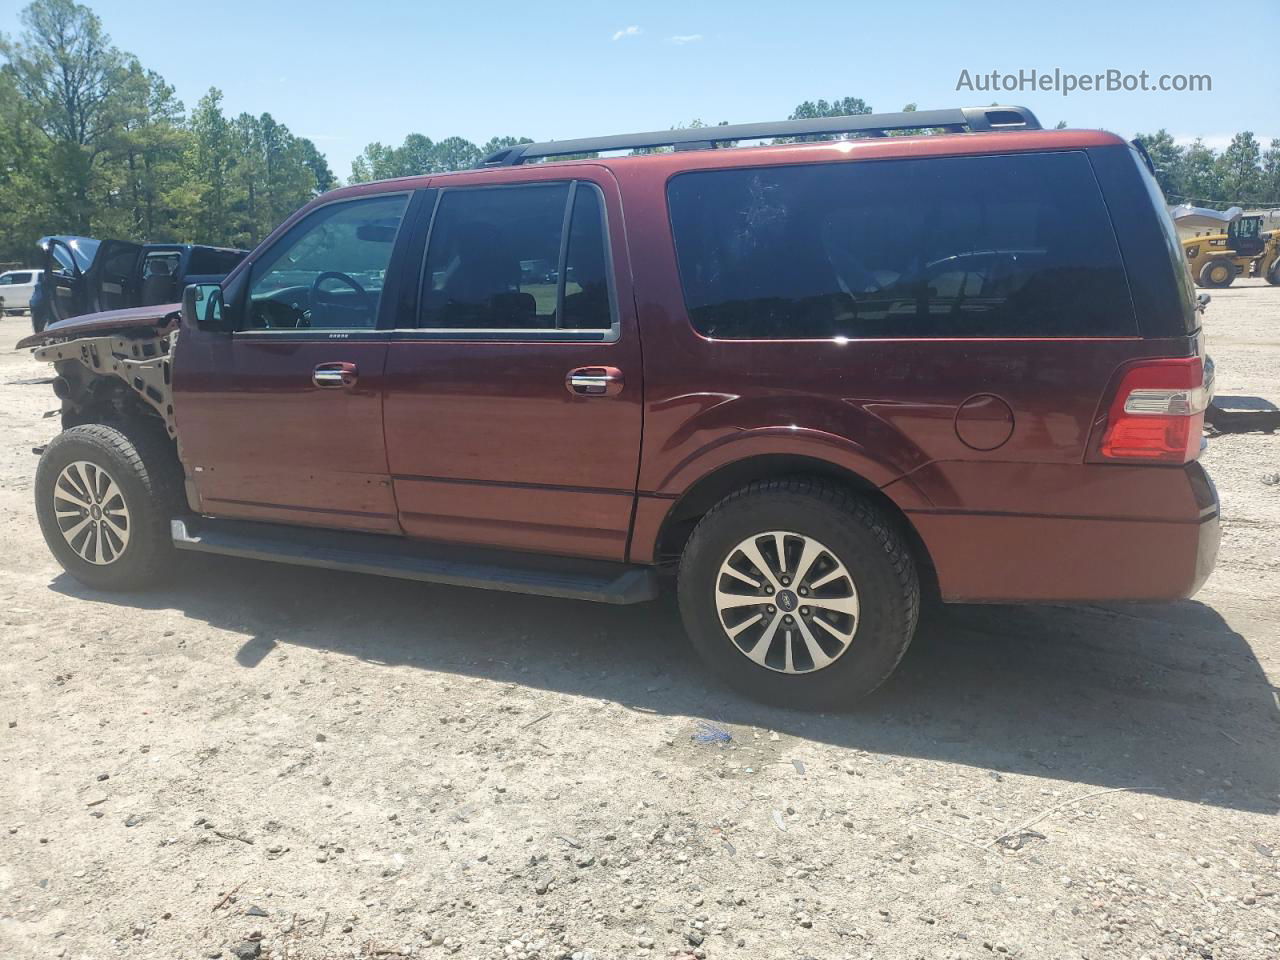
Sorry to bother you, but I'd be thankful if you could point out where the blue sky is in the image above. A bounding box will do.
[3,0,1277,181]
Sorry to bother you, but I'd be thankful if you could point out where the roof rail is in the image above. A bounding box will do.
[479,105,1042,167]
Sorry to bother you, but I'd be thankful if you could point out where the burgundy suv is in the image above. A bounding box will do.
[20,106,1219,708]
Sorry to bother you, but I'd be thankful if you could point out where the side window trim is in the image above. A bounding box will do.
[402,178,619,342]
[553,181,578,329]
[375,187,437,331]
[234,190,413,336]
[410,187,445,330]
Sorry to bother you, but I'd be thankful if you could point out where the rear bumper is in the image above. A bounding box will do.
[909,463,1220,603]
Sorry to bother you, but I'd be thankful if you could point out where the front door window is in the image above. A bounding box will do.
[247,193,409,330]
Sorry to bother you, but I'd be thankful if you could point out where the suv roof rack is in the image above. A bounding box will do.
[479,105,1042,167]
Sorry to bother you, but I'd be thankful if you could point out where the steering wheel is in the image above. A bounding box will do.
[310,271,371,326]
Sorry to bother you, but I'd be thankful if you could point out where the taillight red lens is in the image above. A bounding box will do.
[1098,357,1211,464]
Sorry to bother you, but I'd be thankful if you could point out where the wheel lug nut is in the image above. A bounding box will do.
[781,576,791,586]
[766,586,774,594]
[784,615,793,623]
[801,607,810,616]
[799,587,808,596]
[767,605,775,614]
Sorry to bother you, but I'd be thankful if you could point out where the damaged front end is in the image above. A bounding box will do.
[18,304,181,439]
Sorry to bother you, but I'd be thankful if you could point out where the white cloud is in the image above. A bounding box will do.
[669,34,703,44]
[612,25,641,41]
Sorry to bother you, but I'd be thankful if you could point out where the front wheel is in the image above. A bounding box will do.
[677,480,920,709]
[1267,259,1280,286]
[34,423,182,590]
[1199,259,1235,288]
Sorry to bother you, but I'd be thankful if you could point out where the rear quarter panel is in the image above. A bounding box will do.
[613,135,1206,595]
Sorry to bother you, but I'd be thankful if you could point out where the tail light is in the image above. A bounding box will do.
[1095,355,1213,464]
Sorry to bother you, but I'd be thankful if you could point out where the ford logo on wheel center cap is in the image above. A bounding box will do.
[776,590,798,612]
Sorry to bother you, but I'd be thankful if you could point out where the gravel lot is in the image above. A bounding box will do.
[1,283,1278,960]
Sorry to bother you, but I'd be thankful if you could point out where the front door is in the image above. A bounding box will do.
[37,236,104,323]
[173,191,416,533]
[382,171,643,560]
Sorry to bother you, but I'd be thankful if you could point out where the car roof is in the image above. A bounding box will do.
[321,127,1130,202]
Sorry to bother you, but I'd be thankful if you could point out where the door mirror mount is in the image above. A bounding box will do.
[182,283,230,332]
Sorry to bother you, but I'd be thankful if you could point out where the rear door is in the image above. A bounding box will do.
[382,168,643,560]
[86,240,144,312]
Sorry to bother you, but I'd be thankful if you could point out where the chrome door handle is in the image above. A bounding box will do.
[313,362,358,388]
[566,366,624,397]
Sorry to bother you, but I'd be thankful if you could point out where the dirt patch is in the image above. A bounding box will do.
[2,287,1278,959]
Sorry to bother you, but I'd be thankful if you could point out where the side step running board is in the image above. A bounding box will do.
[171,517,659,605]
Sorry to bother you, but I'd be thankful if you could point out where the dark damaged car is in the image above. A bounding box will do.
[31,236,247,333]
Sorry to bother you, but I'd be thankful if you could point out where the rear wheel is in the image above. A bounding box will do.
[1199,259,1235,288]
[35,423,182,590]
[677,479,920,709]
[1266,258,1280,286]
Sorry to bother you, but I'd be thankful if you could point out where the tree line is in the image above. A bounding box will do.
[0,0,334,264]
[1134,130,1280,209]
[4,0,1278,270]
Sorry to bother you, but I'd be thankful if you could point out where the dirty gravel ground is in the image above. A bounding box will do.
[1,283,1278,960]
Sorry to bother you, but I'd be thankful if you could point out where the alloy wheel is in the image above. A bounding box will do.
[53,460,131,565]
[714,530,859,674]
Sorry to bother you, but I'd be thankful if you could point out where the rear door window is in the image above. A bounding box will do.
[416,181,615,334]
[667,152,1136,339]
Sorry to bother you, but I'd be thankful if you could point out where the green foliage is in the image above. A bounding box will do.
[348,133,532,182]
[0,0,332,262]
[1136,129,1279,207]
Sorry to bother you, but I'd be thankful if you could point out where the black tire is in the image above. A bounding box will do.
[34,422,183,590]
[1199,259,1235,288]
[677,479,920,709]
[1266,259,1280,286]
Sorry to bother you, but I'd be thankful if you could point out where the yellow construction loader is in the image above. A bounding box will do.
[1182,213,1280,287]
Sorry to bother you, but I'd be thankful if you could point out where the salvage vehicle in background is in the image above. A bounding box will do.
[30,236,247,332]
[18,105,1220,708]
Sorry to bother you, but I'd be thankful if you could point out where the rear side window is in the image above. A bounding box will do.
[1129,148,1198,333]
[9,272,32,283]
[187,248,246,276]
[668,152,1136,339]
